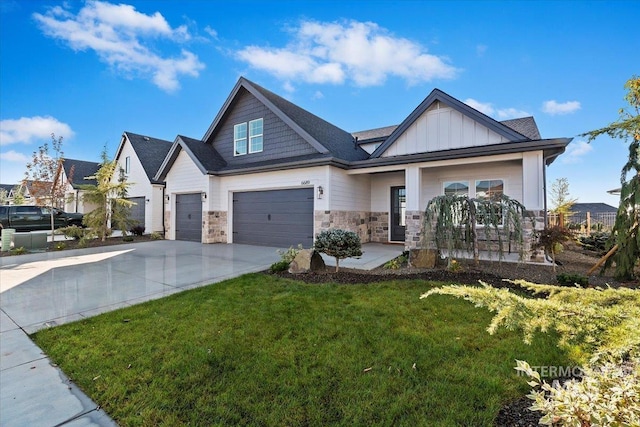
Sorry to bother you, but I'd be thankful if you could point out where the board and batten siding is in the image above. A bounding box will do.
[382,103,510,157]
[208,88,317,165]
[420,160,523,206]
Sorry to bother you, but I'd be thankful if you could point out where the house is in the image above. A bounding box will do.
[57,158,101,213]
[111,132,173,233]
[0,184,17,204]
[570,202,617,216]
[147,77,571,260]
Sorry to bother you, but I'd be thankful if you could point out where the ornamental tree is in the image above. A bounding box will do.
[581,76,640,280]
[314,229,363,272]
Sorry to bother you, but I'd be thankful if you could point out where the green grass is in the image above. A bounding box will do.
[32,274,569,426]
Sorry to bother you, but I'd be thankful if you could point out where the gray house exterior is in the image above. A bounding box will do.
[148,77,571,260]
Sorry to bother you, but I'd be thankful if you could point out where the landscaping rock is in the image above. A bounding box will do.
[288,249,325,274]
[410,249,439,268]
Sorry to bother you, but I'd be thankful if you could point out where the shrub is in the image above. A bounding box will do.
[269,244,302,272]
[533,225,574,271]
[54,242,67,251]
[579,232,611,254]
[269,260,290,273]
[384,254,408,270]
[123,235,134,242]
[314,229,362,272]
[11,247,27,255]
[150,232,163,240]
[556,272,589,286]
[129,225,145,236]
[57,225,86,240]
[422,282,640,426]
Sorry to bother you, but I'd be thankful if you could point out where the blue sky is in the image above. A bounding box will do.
[1,0,637,207]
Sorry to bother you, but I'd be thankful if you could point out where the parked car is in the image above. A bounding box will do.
[0,205,84,233]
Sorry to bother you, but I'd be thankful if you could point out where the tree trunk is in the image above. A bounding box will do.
[335,257,340,272]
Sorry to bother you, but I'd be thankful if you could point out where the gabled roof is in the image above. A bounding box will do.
[0,184,16,193]
[371,89,531,158]
[202,77,369,162]
[119,132,173,184]
[61,158,100,188]
[155,135,227,180]
[500,117,541,140]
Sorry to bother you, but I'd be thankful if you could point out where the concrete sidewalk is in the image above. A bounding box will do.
[0,241,401,426]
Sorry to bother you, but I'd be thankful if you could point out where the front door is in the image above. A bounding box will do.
[390,186,406,241]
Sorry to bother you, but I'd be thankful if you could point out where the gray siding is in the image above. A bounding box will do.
[209,88,318,165]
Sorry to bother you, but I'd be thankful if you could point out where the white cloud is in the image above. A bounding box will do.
[33,1,204,92]
[476,44,487,57]
[464,99,529,120]
[282,81,295,93]
[0,150,29,162]
[562,140,593,164]
[542,100,581,115]
[313,90,324,100]
[237,20,458,87]
[204,26,218,39]
[0,116,74,146]
[464,98,495,115]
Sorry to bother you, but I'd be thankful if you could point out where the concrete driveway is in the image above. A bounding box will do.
[0,240,401,426]
[0,240,281,427]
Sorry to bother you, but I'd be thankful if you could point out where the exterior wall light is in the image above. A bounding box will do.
[201,192,207,202]
[165,194,170,203]
[317,186,324,199]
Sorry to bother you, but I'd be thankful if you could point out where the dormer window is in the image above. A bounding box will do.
[234,118,263,156]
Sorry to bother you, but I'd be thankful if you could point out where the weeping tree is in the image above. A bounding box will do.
[581,76,640,280]
[422,194,532,264]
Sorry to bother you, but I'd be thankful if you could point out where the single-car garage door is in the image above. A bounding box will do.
[175,193,202,242]
[233,188,314,248]
[126,197,145,230]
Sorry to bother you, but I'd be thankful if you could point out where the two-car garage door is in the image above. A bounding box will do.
[233,188,314,248]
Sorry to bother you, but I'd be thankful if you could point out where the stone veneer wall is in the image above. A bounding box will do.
[404,210,425,250]
[164,210,170,239]
[203,211,228,244]
[314,210,370,243]
[369,212,389,243]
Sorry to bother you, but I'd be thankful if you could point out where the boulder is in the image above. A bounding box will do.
[410,249,439,268]
[288,249,325,274]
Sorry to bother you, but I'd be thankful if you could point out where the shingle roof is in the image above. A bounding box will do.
[247,79,370,162]
[124,132,173,184]
[62,158,100,188]
[500,117,541,140]
[178,135,227,172]
[352,125,399,143]
[0,184,16,193]
[570,203,618,214]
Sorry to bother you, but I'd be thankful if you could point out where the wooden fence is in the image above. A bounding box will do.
[548,212,617,233]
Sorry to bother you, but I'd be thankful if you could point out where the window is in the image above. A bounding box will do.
[234,123,247,156]
[249,118,263,153]
[475,179,504,225]
[125,156,131,174]
[443,181,469,197]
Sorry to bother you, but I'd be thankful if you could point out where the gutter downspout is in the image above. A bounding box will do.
[162,184,166,236]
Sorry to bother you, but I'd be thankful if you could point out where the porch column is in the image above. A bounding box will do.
[522,151,546,261]
[404,165,423,250]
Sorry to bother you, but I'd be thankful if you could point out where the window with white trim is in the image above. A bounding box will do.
[249,118,263,153]
[443,181,469,197]
[125,156,130,174]
[234,123,247,156]
[475,179,504,225]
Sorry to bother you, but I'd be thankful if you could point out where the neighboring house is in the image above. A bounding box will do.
[22,180,54,206]
[0,184,16,204]
[150,77,571,260]
[57,158,101,213]
[112,132,173,233]
[570,203,617,216]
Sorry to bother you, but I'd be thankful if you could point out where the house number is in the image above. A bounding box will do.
[300,180,310,185]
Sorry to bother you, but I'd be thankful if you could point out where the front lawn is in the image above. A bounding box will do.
[32,274,569,426]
